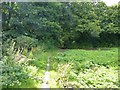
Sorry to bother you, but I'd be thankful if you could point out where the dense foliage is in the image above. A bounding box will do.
[2,2,119,49]
[1,1,119,88]
[1,42,44,88]
[51,48,118,88]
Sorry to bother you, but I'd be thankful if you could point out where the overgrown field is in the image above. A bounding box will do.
[32,47,119,88]
[2,45,119,88]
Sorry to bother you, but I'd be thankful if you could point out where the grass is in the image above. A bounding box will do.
[53,48,118,68]
[5,42,118,88]
[28,47,58,88]
[28,47,118,88]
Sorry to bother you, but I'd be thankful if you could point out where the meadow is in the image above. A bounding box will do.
[29,47,119,88]
[1,42,119,88]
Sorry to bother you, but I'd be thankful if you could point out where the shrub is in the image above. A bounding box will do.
[35,39,57,52]
[77,65,119,88]
[15,35,39,50]
[1,41,37,88]
[56,63,73,88]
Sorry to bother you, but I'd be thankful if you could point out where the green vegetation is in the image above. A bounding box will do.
[2,2,119,48]
[1,1,119,89]
[50,48,118,88]
[1,43,119,88]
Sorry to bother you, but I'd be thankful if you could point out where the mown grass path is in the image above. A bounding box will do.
[42,56,50,88]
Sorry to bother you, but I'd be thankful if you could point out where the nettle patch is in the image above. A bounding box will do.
[75,65,118,88]
[53,49,118,88]
[56,63,118,88]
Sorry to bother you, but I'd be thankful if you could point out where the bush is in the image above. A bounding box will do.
[56,63,73,88]
[55,63,119,88]
[77,65,119,88]
[1,41,37,88]
[38,39,57,51]
[15,35,39,50]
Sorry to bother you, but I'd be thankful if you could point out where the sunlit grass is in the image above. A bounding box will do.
[29,47,118,88]
[49,47,118,88]
[54,48,118,67]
